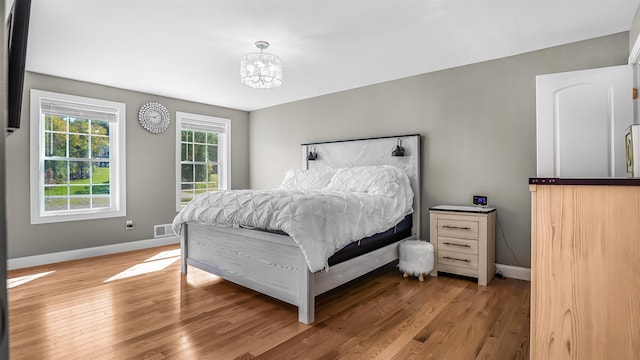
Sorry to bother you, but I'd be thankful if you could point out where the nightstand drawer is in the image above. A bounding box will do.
[437,219,479,239]
[438,250,478,269]
[437,236,478,255]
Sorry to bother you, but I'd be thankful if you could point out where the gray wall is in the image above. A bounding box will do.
[249,32,630,268]
[6,72,250,258]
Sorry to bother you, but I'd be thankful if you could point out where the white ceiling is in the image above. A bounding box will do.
[25,0,640,112]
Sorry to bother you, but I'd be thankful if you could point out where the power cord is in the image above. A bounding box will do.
[496,214,526,268]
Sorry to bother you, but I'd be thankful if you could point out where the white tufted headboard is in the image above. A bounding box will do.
[301,134,422,238]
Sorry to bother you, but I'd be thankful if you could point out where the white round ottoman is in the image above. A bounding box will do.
[399,240,434,281]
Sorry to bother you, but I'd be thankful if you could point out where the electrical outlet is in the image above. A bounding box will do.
[125,220,133,230]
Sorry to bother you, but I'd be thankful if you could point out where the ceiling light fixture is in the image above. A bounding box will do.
[240,41,283,89]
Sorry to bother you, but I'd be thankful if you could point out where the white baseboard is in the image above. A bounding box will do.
[8,236,180,270]
[495,263,531,281]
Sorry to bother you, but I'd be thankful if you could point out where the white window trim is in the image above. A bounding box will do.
[175,111,231,211]
[30,89,127,224]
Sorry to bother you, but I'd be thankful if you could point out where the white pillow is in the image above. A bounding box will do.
[324,165,402,196]
[278,168,336,191]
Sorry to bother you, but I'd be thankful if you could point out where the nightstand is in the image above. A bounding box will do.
[429,205,496,286]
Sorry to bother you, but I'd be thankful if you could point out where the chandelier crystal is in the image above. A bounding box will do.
[240,41,283,89]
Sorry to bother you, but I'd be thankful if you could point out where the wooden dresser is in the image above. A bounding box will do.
[429,205,496,286]
[530,178,640,359]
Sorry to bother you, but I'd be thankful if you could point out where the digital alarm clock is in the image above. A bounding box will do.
[473,195,488,207]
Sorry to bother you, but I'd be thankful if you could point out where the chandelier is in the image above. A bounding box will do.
[240,41,283,89]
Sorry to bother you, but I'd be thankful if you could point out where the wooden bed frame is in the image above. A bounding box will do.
[180,134,421,324]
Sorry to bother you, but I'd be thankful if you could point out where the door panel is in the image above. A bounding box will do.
[536,65,632,177]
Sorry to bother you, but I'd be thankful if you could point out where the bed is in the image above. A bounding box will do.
[173,134,422,324]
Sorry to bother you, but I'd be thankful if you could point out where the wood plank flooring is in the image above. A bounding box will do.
[8,244,530,359]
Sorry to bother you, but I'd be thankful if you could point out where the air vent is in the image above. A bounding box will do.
[154,224,176,238]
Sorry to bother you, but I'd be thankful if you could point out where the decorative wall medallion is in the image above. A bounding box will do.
[138,102,170,133]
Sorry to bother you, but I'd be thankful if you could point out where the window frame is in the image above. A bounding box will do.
[175,111,231,211]
[30,89,127,224]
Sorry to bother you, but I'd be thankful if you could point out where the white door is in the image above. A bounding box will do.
[536,65,633,177]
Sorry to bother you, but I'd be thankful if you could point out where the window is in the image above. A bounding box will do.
[176,112,230,210]
[30,90,126,224]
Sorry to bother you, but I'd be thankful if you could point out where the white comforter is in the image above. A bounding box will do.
[172,170,413,272]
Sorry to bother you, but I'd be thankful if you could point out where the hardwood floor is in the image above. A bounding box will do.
[8,244,530,359]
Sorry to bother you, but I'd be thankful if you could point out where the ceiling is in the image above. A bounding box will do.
[24,0,640,112]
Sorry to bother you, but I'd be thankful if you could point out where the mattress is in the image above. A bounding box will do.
[327,214,412,266]
[248,214,412,266]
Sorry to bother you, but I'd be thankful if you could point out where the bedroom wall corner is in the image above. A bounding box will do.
[5,72,250,259]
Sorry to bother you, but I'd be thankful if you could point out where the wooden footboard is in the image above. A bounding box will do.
[181,222,315,323]
[181,222,415,324]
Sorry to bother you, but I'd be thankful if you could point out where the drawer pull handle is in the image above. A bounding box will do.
[443,242,471,248]
[443,256,471,263]
[442,225,471,231]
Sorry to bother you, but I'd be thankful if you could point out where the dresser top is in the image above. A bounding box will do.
[529,177,640,186]
[429,205,496,214]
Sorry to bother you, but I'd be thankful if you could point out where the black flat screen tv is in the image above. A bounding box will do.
[7,0,32,133]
